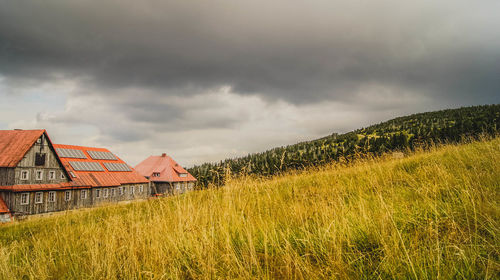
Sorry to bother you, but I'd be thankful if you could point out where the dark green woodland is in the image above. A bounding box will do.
[188,104,500,187]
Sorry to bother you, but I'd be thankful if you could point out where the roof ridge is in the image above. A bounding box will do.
[54,144,111,151]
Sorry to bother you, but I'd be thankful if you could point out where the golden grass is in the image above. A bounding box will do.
[0,138,499,279]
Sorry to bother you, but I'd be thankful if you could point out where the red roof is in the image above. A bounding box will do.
[0,196,9,213]
[135,154,197,183]
[53,144,148,187]
[0,130,45,167]
[0,182,78,192]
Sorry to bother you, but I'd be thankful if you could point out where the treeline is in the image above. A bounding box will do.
[188,104,500,187]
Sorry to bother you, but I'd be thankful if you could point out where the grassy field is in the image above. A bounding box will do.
[0,138,499,279]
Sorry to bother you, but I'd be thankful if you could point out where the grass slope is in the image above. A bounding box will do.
[1,138,499,279]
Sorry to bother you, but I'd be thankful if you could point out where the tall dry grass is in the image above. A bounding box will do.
[0,138,499,279]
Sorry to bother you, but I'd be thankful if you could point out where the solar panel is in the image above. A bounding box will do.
[69,161,105,171]
[56,148,87,159]
[103,162,131,172]
[87,150,117,160]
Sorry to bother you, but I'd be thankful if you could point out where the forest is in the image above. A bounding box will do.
[188,104,500,187]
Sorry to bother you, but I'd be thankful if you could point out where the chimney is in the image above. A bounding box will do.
[162,153,167,157]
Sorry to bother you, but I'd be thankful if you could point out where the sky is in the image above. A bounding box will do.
[1,0,499,167]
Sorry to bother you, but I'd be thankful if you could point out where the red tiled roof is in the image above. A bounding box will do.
[0,196,9,213]
[0,130,45,167]
[134,154,197,183]
[53,144,148,188]
[0,182,79,192]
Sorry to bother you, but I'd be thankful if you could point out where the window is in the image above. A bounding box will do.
[65,190,71,201]
[111,188,116,197]
[21,170,29,180]
[36,137,42,144]
[130,186,134,195]
[36,170,43,180]
[103,189,109,198]
[152,172,160,177]
[35,153,46,166]
[48,191,56,202]
[123,186,127,194]
[20,193,29,205]
[95,189,101,198]
[49,171,56,180]
[81,190,87,199]
[179,173,187,178]
[35,192,43,204]
[61,172,66,179]
[139,185,144,193]
[118,187,123,195]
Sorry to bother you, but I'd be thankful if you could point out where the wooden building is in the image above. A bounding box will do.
[0,129,148,221]
[53,144,150,206]
[135,153,196,196]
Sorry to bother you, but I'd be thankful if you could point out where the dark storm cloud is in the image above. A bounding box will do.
[1,0,500,105]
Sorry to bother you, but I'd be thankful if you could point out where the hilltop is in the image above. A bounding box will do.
[189,104,500,186]
[0,137,498,279]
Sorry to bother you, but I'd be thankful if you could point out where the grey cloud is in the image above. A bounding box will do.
[1,0,499,105]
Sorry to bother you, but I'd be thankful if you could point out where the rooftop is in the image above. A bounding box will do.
[135,153,196,183]
[54,144,148,187]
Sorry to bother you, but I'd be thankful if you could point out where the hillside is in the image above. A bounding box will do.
[1,138,499,279]
[189,104,500,187]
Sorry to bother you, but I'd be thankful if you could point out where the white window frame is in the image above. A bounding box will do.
[65,190,71,201]
[118,187,123,195]
[179,173,187,178]
[130,186,134,195]
[35,170,44,181]
[111,188,116,197]
[103,189,109,198]
[49,171,56,180]
[139,185,143,193]
[48,191,56,202]
[81,189,87,199]
[21,170,29,180]
[95,189,101,198]
[123,186,127,194]
[20,193,29,205]
[35,192,43,204]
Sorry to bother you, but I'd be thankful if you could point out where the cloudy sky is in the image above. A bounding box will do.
[1,0,499,167]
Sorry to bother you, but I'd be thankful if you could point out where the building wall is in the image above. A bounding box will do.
[151,182,173,195]
[14,133,70,185]
[0,168,15,186]
[152,181,195,196]
[1,189,85,215]
[0,182,149,217]
[91,183,149,205]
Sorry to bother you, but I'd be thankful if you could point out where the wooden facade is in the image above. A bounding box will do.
[151,181,195,196]
[1,183,148,217]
